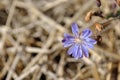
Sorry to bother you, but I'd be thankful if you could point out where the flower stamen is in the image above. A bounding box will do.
[75,38,82,43]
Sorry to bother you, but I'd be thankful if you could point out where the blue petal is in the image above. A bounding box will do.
[64,33,70,37]
[71,23,79,37]
[67,45,74,55]
[84,42,94,49]
[80,29,92,39]
[62,39,66,43]
[62,34,75,47]
[72,44,79,59]
[81,44,89,57]
[85,38,97,44]
[77,45,83,58]
[63,41,74,47]
[63,33,74,42]
[64,33,74,39]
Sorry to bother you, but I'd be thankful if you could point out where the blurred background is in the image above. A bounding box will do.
[0,0,120,80]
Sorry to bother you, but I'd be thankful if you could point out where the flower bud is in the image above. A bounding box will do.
[85,11,93,22]
[96,0,101,7]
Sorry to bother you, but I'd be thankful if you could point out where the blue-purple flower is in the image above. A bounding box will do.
[62,23,97,59]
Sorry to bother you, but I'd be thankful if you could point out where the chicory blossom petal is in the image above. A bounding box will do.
[78,46,83,58]
[62,23,97,59]
[71,23,79,37]
[82,44,89,57]
[85,38,97,44]
[80,29,92,39]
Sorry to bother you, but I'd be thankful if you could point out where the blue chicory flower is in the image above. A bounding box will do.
[62,23,97,59]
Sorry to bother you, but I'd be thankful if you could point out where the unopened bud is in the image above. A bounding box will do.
[94,22,103,31]
[96,0,101,7]
[116,0,120,6]
[111,3,117,9]
[85,11,93,22]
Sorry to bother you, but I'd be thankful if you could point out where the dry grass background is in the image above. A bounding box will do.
[0,0,120,80]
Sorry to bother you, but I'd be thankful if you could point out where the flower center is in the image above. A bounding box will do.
[75,38,82,43]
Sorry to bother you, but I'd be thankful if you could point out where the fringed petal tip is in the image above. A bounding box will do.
[85,38,97,44]
[62,39,66,43]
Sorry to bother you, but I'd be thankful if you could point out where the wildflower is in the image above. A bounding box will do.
[62,23,97,59]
